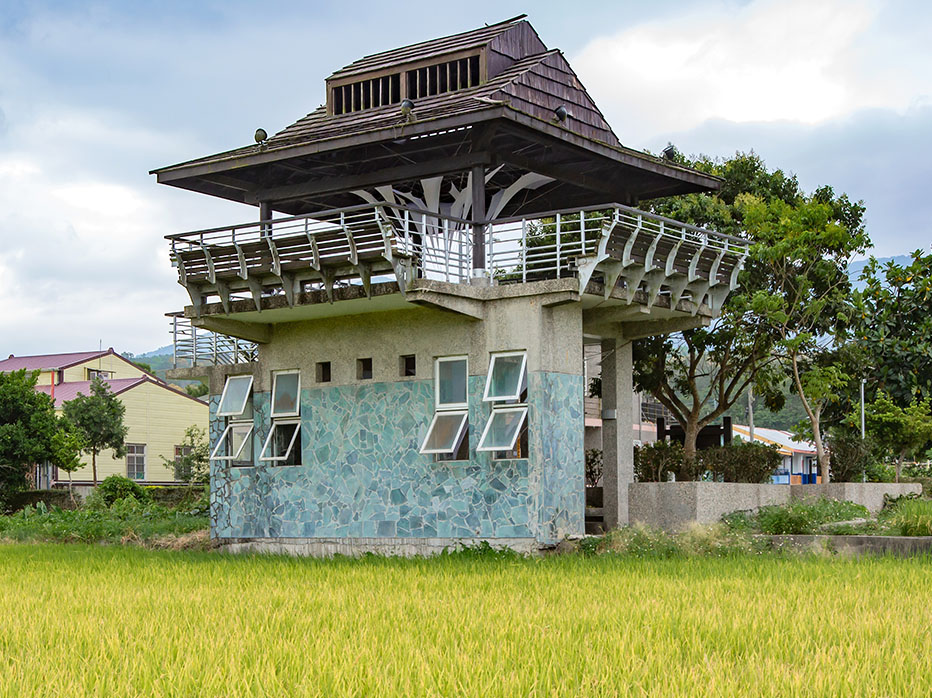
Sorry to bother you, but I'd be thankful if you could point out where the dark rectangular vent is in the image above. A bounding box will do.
[332,73,402,115]
[406,55,480,99]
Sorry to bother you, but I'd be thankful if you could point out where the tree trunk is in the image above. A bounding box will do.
[682,418,700,475]
[896,453,904,483]
[92,450,98,487]
[811,415,830,484]
[67,471,75,505]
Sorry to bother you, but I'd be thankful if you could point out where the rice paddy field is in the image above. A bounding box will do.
[2,544,932,697]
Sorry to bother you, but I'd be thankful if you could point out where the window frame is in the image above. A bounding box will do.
[217,375,254,417]
[482,351,528,402]
[434,355,468,409]
[210,422,255,462]
[419,409,469,455]
[258,420,302,464]
[270,370,301,418]
[126,443,146,481]
[477,406,528,452]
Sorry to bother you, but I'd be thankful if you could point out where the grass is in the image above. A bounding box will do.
[723,497,870,534]
[890,498,932,536]
[2,544,932,697]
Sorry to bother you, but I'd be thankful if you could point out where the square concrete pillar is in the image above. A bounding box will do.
[601,338,634,528]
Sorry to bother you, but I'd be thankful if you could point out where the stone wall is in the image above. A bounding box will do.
[628,481,922,531]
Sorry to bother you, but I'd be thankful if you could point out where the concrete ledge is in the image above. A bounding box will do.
[765,534,932,557]
[217,536,537,557]
[628,481,923,532]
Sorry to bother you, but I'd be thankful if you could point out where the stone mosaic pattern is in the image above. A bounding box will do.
[530,372,585,543]
[209,372,583,544]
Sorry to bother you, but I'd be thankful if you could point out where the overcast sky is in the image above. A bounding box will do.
[1,0,929,356]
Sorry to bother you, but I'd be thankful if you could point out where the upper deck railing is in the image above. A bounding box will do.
[168,313,258,368]
[167,202,749,315]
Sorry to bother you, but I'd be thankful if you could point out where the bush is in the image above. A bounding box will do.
[889,499,932,536]
[700,442,781,483]
[584,449,603,487]
[3,489,77,514]
[96,475,150,507]
[634,441,699,482]
[752,498,869,535]
[828,431,878,482]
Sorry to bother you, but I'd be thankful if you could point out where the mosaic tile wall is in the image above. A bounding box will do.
[209,372,584,544]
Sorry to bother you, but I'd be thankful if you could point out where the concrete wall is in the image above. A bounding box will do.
[628,481,923,531]
[209,297,585,549]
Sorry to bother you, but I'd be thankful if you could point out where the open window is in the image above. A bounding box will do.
[477,406,527,452]
[420,356,469,458]
[218,375,254,417]
[259,420,301,465]
[480,351,529,459]
[271,371,300,418]
[210,422,254,464]
[483,351,527,402]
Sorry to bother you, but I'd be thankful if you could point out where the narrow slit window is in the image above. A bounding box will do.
[400,354,416,377]
[210,423,254,462]
[477,407,528,452]
[357,358,373,380]
[420,411,468,454]
[483,352,527,402]
[217,375,253,416]
[436,356,467,408]
[271,371,300,417]
[259,421,302,465]
[316,361,331,383]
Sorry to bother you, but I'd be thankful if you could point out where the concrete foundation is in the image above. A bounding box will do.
[219,536,538,557]
[628,481,922,531]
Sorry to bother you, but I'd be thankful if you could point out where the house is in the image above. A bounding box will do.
[731,424,820,484]
[155,16,748,554]
[0,349,208,487]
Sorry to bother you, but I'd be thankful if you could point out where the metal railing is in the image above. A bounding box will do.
[168,313,258,368]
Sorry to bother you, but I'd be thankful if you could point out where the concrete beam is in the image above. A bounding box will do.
[406,290,486,320]
[192,317,271,344]
[618,315,710,341]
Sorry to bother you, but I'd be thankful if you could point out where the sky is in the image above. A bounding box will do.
[0,0,929,356]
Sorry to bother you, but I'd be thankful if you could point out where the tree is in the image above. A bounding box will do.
[185,381,209,399]
[631,152,800,462]
[864,393,932,482]
[62,376,127,486]
[49,421,86,503]
[161,425,209,484]
[743,185,870,482]
[854,250,932,405]
[0,369,58,503]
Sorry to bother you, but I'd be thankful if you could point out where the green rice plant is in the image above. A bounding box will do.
[1,545,932,697]
[889,498,932,536]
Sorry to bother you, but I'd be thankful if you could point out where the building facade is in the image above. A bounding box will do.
[157,16,747,554]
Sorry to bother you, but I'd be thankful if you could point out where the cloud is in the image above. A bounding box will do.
[573,0,931,146]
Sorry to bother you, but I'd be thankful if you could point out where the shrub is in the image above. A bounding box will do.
[3,489,77,514]
[96,475,150,507]
[634,440,698,482]
[700,442,781,483]
[827,430,878,482]
[889,499,932,536]
[584,449,603,487]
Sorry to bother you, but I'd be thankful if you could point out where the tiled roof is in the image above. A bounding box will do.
[0,350,110,372]
[328,16,525,81]
[35,377,146,408]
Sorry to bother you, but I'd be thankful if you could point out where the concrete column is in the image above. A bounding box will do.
[601,338,634,528]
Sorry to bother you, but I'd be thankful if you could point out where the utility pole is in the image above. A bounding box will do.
[748,386,755,441]
[860,379,866,440]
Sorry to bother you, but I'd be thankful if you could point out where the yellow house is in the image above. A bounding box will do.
[0,349,208,486]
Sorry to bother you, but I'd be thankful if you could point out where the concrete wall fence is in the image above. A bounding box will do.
[629,481,922,532]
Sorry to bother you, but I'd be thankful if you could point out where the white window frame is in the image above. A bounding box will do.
[217,375,254,417]
[270,371,301,418]
[477,406,528,452]
[482,351,528,402]
[126,443,146,480]
[434,355,468,409]
[419,410,469,455]
[210,422,255,461]
[259,420,302,463]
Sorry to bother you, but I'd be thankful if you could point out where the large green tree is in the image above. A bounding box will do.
[744,186,869,481]
[49,421,86,503]
[0,369,58,503]
[62,376,128,486]
[863,393,932,482]
[853,250,932,405]
[633,152,817,462]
